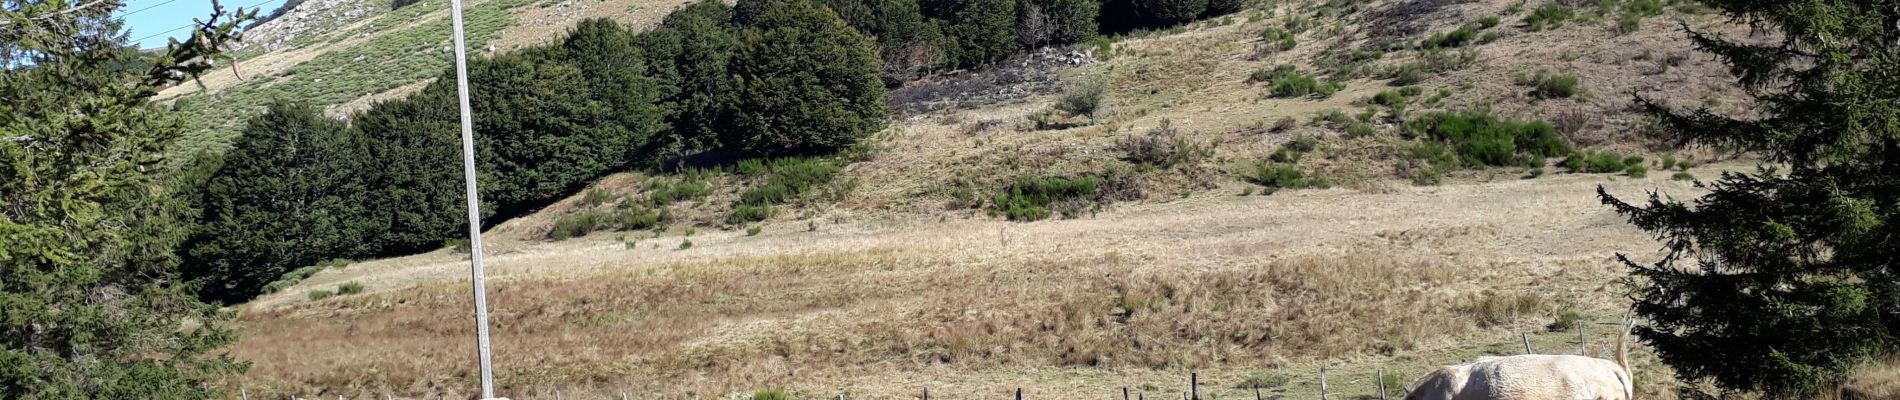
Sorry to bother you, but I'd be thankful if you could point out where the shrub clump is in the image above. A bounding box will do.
[1053,80,1106,121]
[1523,4,1575,31]
[1404,111,1570,168]
[1561,149,1646,175]
[1242,161,1327,194]
[1258,27,1296,53]
[992,176,1100,221]
[1117,120,1211,168]
[1524,72,1581,99]
[1418,26,1477,49]
[729,158,841,224]
[1253,65,1343,99]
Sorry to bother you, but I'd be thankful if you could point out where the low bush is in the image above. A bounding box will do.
[1404,111,1570,168]
[1418,27,1477,49]
[1473,16,1501,29]
[1562,149,1639,173]
[1626,164,1649,178]
[746,226,762,236]
[1402,141,1460,185]
[1259,28,1297,52]
[1054,80,1106,120]
[549,212,603,240]
[337,281,365,295]
[1528,72,1581,99]
[308,290,335,301]
[754,389,793,400]
[1672,171,1696,181]
[1242,162,1327,193]
[1117,121,1211,168]
[993,176,1099,221]
[1524,4,1575,31]
[1270,136,1320,163]
[1254,65,1342,98]
[730,158,840,224]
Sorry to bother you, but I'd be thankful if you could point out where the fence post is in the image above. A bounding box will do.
[1522,332,1533,354]
[1015,387,1022,400]
[1190,372,1198,400]
[923,387,929,400]
[1252,384,1262,400]
[241,387,249,400]
[555,388,562,400]
[1123,387,1130,400]
[1319,364,1329,400]
[623,393,630,400]
[1578,320,1588,356]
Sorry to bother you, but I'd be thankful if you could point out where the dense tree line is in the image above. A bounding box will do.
[183,0,1252,302]
[184,0,887,302]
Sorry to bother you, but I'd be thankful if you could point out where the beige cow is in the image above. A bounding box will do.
[1404,322,1634,400]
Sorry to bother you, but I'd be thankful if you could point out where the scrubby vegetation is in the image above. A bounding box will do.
[1404,111,1569,168]
[729,158,843,224]
[1117,121,1211,168]
[1251,65,1343,99]
[992,176,1100,221]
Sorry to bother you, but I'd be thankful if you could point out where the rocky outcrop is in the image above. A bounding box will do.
[236,0,382,52]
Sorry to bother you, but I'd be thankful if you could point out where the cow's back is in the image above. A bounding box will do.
[1467,355,1632,400]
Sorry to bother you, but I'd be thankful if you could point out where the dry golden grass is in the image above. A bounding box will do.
[215,1,1808,399]
[231,169,1707,399]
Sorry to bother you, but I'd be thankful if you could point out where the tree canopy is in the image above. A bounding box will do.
[1,0,253,396]
[1604,0,1900,396]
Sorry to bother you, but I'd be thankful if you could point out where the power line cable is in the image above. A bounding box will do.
[117,0,182,17]
[127,0,282,44]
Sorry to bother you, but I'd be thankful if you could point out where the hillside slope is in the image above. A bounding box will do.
[214,0,1773,398]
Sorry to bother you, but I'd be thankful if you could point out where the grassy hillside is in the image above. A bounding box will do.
[203,0,1823,398]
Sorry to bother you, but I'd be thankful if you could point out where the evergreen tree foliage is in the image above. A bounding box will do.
[1017,0,1100,48]
[724,0,890,155]
[562,18,666,164]
[933,0,1018,67]
[818,0,950,81]
[182,104,374,302]
[638,1,737,159]
[1101,0,1208,32]
[1202,0,1242,17]
[465,52,643,215]
[0,1,251,396]
[348,77,468,255]
[1602,0,1900,396]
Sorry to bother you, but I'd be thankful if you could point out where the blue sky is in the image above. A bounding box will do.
[122,0,290,48]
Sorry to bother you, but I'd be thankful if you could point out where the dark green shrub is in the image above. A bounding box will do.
[1260,67,1342,98]
[754,389,794,400]
[1054,80,1106,120]
[308,290,335,301]
[1474,15,1500,29]
[337,282,366,295]
[1247,64,1296,84]
[1259,28,1296,52]
[392,0,420,9]
[746,226,764,236]
[1016,0,1101,48]
[550,212,605,240]
[1346,122,1377,137]
[1243,162,1327,193]
[1385,63,1427,86]
[932,0,1019,66]
[1626,164,1649,178]
[1547,310,1583,332]
[993,176,1100,221]
[730,158,841,224]
[1418,27,1477,49]
[1524,4,1574,31]
[639,1,738,158]
[1671,171,1695,181]
[724,0,890,155]
[1562,149,1633,173]
[1530,73,1581,99]
[1405,111,1570,167]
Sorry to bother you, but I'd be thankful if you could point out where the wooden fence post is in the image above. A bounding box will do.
[1123,387,1130,400]
[240,387,249,400]
[1015,387,1022,400]
[923,387,929,400]
[1522,332,1534,354]
[1252,384,1262,400]
[1578,320,1588,356]
[1319,364,1329,400]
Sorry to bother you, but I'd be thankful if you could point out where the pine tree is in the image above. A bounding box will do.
[1602,0,1900,396]
[723,0,889,155]
[0,0,252,396]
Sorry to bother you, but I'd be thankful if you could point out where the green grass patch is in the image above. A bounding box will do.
[1524,4,1575,31]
